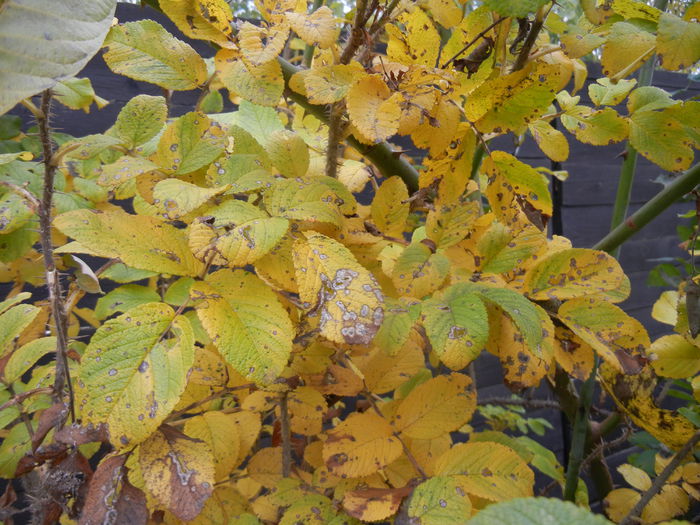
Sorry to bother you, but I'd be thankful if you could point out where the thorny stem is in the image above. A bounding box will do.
[512,4,551,72]
[363,389,428,479]
[37,90,74,426]
[0,387,53,413]
[280,391,293,477]
[326,0,371,179]
[619,430,700,525]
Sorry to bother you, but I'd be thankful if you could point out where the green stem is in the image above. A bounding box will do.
[563,357,599,501]
[302,0,324,68]
[595,161,700,253]
[469,144,485,208]
[279,57,420,192]
[608,0,668,258]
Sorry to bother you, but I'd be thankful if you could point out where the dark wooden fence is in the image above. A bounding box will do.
[8,2,700,509]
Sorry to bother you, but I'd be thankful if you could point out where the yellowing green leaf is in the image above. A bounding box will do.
[371,177,409,238]
[267,130,309,178]
[264,178,343,227]
[0,302,41,358]
[629,107,696,171]
[469,497,614,525]
[392,241,450,299]
[77,303,194,448]
[601,22,655,78]
[524,248,626,301]
[293,232,384,345]
[53,77,108,113]
[97,156,160,187]
[189,201,289,267]
[408,476,472,525]
[184,411,241,482]
[588,78,637,107]
[94,284,161,320]
[298,63,363,104]
[323,411,402,478]
[154,179,227,219]
[650,334,700,378]
[158,0,234,46]
[216,51,284,107]
[422,286,489,370]
[347,75,401,143]
[657,12,700,71]
[560,28,606,59]
[474,221,546,275]
[0,192,32,235]
[338,159,371,193]
[54,208,204,276]
[611,0,661,22]
[109,95,168,149]
[393,373,476,439]
[238,21,289,66]
[3,337,55,384]
[139,425,214,521]
[103,20,208,90]
[561,106,629,146]
[435,442,534,501]
[484,0,549,17]
[371,298,421,357]
[191,269,293,385]
[529,120,569,162]
[286,6,337,49]
[558,297,649,373]
[154,112,226,175]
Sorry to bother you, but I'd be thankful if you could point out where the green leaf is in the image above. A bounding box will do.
[216,53,284,107]
[53,77,108,113]
[267,130,310,178]
[392,242,450,299]
[54,208,204,277]
[422,286,489,370]
[629,106,696,171]
[0,0,116,115]
[482,0,549,18]
[103,20,208,91]
[0,292,31,316]
[226,101,285,146]
[191,269,294,385]
[77,302,195,448]
[408,476,472,525]
[657,12,700,71]
[153,179,227,219]
[205,125,272,188]
[561,107,629,146]
[588,78,637,107]
[465,497,613,525]
[0,191,33,234]
[0,302,40,359]
[109,95,168,149]
[94,284,161,321]
[372,298,420,356]
[3,337,56,384]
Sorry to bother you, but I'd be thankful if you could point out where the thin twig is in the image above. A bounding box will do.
[0,181,40,211]
[167,384,255,421]
[0,387,54,413]
[37,90,74,426]
[280,391,293,477]
[512,4,552,72]
[580,424,631,473]
[442,17,505,68]
[619,430,700,525]
[363,389,428,479]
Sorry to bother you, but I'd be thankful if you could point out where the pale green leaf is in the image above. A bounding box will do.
[465,497,613,525]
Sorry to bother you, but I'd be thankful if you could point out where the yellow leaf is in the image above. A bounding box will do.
[255,233,299,293]
[629,106,696,171]
[426,199,479,250]
[104,21,208,91]
[238,21,289,66]
[153,179,227,220]
[158,0,234,46]
[0,302,40,359]
[54,208,204,276]
[554,324,595,381]
[611,0,661,22]
[191,269,294,384]
[652,291,679,326]
[255,0,300,24]
[184,412,241,482]
[342,486,408,522]
[371,177,409,237]
[299,63,364,104]
[287,386,326,436]
[338,159,371,193]
[618,464,652,491]
[347,74,401,143]
[286,6,337,49]
[293,232,384,345]
[558,297,649,373]
[248,447,283,487]
[323,412,403,478]
[426,0,463,28]
[393,373,476,439]
[215,50,284,107]
[76,303,194,448]
[657,12,700,71]
[601,22,656,78]
[560,28,606,59]
[230,411,262,466]
[561,106,629,146]
[650,334,700,378]
[267,130,310,178]
[264,178,344,227]
[410,97,462,156]
[529,120,569,162]
[435,442,534,501]
[387,8,440,67]
[643,485,690,523]
[138,425,215,521]
[604,488,639,522]
[354,336,425,394]
[523,248,626,301]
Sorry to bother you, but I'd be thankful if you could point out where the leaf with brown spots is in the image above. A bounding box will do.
[557,297,650,374]
[323,412,402,478]
[407,476,472,525]
[285,6,338,49]
[343,485,412,522]
[391,240,450,299]
[54,208,205,277]
[80,454,148,525]
[286,386,326,436]
[392,373,476,439]
[523,248,626,301]
[293,232,384,346]
[553,324,595,381]
[76,302,195,449]
[159,0,234,47]
[138,425,214,521]
[184,412,241,482]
